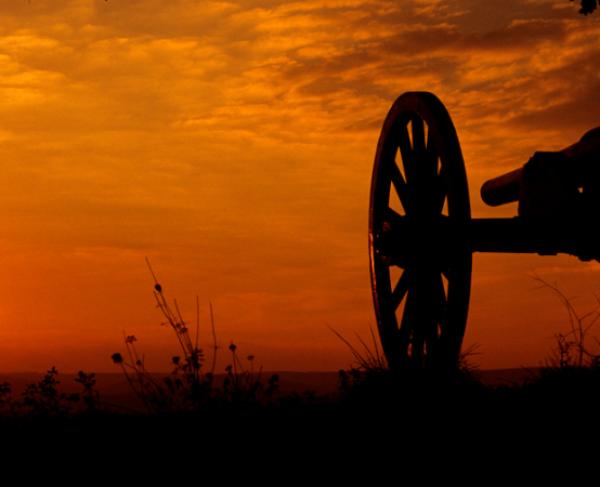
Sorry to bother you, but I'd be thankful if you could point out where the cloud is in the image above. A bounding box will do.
[0,0,598,370]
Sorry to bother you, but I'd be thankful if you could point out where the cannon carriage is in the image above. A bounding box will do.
[368,91,600,371]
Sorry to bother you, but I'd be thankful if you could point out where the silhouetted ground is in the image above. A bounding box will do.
[1,366,597,423]
[0,367,543,410]
[1,365,597,466]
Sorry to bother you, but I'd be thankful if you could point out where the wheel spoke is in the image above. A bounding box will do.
[390,268,411,310]
[412,323,425,365]
[434,165,447,214]
[417,270,440,365]
[427,124,442,177]
[434,272,447,330]
[441,256,451,279]
[411,117,425,156]
[434,275,450,365]
[383,206,404,227]
[412,118,438,217]
[436,272,447,307]
[408,271,427,365]
[397,123,415,184]
[426,124,437,162]
[398,287,415,355]
[390,163,411,214]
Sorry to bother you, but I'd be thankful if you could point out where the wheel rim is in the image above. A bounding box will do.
[369,92,472,370]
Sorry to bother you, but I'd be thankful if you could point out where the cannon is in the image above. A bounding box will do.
[368,91,600,371]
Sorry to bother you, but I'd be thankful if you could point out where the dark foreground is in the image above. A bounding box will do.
[1,366,598,448]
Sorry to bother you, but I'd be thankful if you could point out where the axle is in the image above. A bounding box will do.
[469,218,598,260]
[379,215,600,263]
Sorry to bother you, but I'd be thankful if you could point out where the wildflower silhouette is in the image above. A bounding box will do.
[110,259,279,412]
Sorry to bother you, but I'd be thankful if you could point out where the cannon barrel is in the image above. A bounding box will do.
[480,168,522,206]
[480,127,600,208]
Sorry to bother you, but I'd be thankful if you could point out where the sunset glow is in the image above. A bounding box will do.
[0,0,599,372]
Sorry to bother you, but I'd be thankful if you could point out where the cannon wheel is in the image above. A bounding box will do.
[369,92,472,370]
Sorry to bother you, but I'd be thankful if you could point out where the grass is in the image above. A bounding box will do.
[0,268,597,444]
[0,367,101,417]
[532,275,600,369]
[326,277,600,427]
[109,258,280,413]
[330,322,484,400]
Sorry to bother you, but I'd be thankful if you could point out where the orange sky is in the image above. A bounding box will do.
[0,0,599,372]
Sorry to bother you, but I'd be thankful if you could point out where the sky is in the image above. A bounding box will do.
[0,0,599,372]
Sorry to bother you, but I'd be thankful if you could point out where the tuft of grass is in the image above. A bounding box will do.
[110,259,279,413]
[331,324,485,410]
[532,275,600,369]
[329,324,387,372]
[0,367,101,417]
